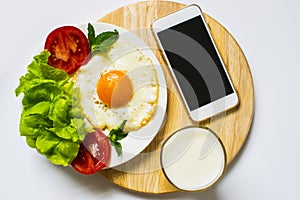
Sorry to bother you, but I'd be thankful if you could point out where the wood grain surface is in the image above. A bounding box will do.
[98,1,254,194]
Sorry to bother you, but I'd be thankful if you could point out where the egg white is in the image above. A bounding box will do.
[75,42,159,132]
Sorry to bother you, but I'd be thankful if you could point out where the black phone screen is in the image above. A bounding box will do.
[157,16,234,111]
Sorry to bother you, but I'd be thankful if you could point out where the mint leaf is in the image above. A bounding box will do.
[111,142,122,157]
[92,29,119,53]
[87,24,119,54]
[108,120,128,156]
[87,23,95,45]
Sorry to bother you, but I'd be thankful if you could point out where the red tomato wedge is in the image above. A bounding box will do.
[71,128,111,175]
[44,26,90,74]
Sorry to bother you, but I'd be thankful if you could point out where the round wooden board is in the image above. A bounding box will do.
[98,1,254,194]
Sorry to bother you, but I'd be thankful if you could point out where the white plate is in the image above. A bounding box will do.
[75,22,167,168]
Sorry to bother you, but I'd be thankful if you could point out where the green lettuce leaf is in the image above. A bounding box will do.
[24,101,51,116]
[21,81,59,107]
[15,51,87,166]
[70,118,86,141]
[48,95,70,124]
[15,51,69,95]
[26,137,36,148]
[36,130,61,154]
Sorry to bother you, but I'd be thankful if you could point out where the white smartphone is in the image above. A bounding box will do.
[151,4,239,122]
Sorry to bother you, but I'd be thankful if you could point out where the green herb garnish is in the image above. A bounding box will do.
[87,23,119,54]
[108,120,128,156]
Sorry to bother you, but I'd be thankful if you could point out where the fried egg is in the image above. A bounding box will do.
[75,42,159,132]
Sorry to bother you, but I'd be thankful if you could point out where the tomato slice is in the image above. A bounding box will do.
[71,128,111,175]
[44,26,90,74]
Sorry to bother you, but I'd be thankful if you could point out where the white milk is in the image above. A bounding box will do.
[161,127,226,191]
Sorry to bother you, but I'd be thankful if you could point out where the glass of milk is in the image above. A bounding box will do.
[160,126,227,192]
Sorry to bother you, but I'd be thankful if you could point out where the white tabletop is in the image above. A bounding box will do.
[1,0,299,199]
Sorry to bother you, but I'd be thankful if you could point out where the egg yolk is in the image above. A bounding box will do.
[97,70,133,108]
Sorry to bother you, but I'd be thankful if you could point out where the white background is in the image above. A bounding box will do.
[1,0,299,199]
